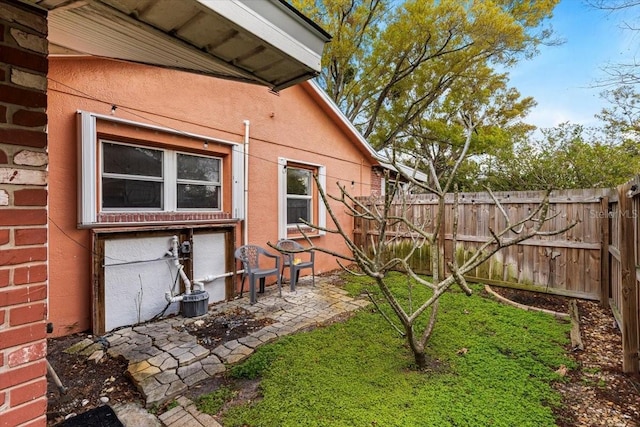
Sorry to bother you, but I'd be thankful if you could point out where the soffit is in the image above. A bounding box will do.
[24,0,330,90]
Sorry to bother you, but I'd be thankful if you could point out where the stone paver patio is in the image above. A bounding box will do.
[69,276,369,426]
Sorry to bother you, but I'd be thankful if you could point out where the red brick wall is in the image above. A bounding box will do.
[0,2,48,426]
[371,166,383,196]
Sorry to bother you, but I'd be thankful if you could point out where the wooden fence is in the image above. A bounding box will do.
[354,188,612,299]
[608,176,640,372]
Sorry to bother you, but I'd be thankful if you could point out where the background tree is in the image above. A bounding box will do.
[478,122,640,190]
[598,85,640,142]
[399,64,536,190]
[588,0,640,85]
[292,0,559,150]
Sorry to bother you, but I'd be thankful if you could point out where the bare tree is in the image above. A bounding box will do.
[587,0,640,85]
[277,114,575,370]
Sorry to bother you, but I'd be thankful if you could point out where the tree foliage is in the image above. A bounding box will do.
[598,85,640,142]
[292,0,559,150]
[479,122,640,190]
[400,64,536,190]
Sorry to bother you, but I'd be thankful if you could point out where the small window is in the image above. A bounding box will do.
[78,112,235,225]
[286,167,312,226]
[278,158,326,239]
[102,142,163,209]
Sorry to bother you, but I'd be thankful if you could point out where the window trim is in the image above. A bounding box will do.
[277,157,326,239]
[78,111,241,225]
[175,151,222,211]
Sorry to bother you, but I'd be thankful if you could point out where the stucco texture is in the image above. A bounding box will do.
[47,57,375,336]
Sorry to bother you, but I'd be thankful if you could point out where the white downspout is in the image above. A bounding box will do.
[243,120,250,246]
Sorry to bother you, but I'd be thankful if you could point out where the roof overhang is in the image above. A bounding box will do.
[25,0,330,91]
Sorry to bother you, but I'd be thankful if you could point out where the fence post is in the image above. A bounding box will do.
[600,196,610,307]
[618,183,639,373]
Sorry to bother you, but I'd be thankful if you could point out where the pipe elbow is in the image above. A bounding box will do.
[165,291,183,303]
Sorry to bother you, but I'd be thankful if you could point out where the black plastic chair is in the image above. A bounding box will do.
[234,245,281,304]
[276,239,315,291]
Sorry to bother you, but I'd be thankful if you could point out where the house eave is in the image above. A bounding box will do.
[23,0,330,90]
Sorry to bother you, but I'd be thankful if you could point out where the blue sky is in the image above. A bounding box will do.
[507,0,639,131]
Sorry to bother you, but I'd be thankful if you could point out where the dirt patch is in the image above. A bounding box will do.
[46,307,273,425]
[173,307,274,351]
[46,334,144,425]
[488,285,570,313]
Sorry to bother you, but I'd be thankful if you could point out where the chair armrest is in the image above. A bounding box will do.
[262,250,280,269]
[263,251,279,260]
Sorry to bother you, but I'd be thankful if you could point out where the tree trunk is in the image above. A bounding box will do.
[406,325,428,370]
[413,348,427,370]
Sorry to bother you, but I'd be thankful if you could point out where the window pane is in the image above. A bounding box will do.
[102,178,162,208]
[177,154,219,182]
[287,168,311,195]
[103,143,162,177]
[287,198,310,224]
[177,184,220,209]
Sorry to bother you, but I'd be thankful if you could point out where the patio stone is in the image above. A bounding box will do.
[96,274,371,415]
[155,371,180,385]
[237,335,262,348]
[158,405,183,423]
[129,364,161,382]
[159,357,179,371]
[183,369,209,387]
[176,362,203,379]
[145,383,171,407]
[201,355,225,376]
[88,350,104,362]
[78,342,104,356]
[168,346,191,358]
[166,380,187,398]
[212,345,232,359]
[147,353,171,367]
[223,345,253,364]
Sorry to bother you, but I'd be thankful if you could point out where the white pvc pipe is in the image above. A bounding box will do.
[165,235,193,302]
[165,232,249,304]
[243,120,250,246]
[165,270,246,303]
[174,236,193,294]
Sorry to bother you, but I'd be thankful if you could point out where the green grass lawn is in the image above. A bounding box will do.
[207,273,573,427]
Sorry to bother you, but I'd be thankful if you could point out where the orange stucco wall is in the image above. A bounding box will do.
[47,57,375,336]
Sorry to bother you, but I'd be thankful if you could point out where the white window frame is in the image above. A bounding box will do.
[277,157,326,239]
[99,142,223,212]
[78,111,242,225]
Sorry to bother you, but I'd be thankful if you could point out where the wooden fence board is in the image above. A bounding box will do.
[615,178,639,372]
